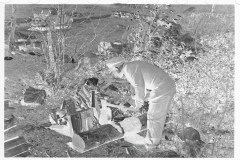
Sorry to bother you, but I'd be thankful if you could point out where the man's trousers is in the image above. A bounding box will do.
[145,87,176,146]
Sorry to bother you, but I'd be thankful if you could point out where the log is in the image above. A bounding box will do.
[75,113,147,153]
[78,124,124,152]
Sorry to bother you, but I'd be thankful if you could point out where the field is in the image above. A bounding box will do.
[4,4,234,158]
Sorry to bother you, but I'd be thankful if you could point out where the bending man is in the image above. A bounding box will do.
[106,57,176,149]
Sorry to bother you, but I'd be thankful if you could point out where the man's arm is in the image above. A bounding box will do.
[103,101,140,112]
[125,66,145,109]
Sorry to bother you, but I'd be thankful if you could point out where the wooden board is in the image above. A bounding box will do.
[4,136,26,151]
[4,126,32,157]
[4,125,27,141]
[15,151,32,157]
[4,143,31,157]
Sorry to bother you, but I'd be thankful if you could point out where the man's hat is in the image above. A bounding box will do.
[106,57,125,69]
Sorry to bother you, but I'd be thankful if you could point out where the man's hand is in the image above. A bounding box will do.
[119,104,140,112]
[135,100,144,110]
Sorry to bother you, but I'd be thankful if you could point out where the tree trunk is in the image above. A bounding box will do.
[46,29,57,73]
[43,34,50,69]
[8,5,16,55]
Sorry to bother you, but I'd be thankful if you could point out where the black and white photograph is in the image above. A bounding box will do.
[3,2,235,158]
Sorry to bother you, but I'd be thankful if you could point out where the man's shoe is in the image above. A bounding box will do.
[134,144,159,152]
[145,144,158,151]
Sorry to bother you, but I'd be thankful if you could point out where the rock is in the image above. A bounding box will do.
[71,134,85,153]
[162,128,175,141]
[110,41,127,55]
[156,150,181,158]
[177,33,196,50]
[151,37,162,48]
[22,86,47,106]
[85,77,99,87]
[123,102,131,107]
[28,51,40,56]
[5,56,13,60]
[185,56,198,61]
[177,127,201,142]
[182,139,205,158]
[119,117,142,135]
[168,21,182,37]
[98,41,111,53]
[63,54,75,63]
